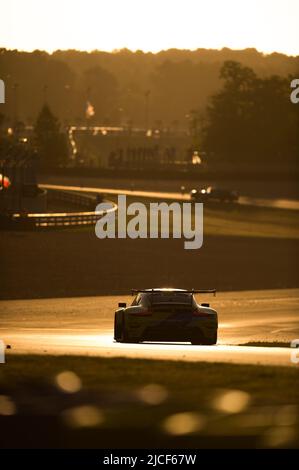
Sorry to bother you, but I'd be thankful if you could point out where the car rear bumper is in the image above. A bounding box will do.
[137,324,217,342]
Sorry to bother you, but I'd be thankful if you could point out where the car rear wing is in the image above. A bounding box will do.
[131,289,216,296]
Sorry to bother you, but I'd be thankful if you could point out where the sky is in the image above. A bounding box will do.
[1,0,299,56]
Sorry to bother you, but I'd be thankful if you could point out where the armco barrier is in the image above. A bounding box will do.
[12,207,115,228]
[1,188,117,229]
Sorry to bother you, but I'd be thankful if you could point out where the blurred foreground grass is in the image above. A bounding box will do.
[0,355,298,448]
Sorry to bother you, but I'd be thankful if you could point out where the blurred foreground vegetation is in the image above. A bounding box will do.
[0,354,298,448]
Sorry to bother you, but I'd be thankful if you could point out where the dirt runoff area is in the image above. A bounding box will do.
[1,229,298,299]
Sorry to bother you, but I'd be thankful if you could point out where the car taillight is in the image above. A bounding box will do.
[192,309,210,318]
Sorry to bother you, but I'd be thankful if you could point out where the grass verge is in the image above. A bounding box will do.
[240,342,292,348]
[0,354,298,448]
[108,195,299,239]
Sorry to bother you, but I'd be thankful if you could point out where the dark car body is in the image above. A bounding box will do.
[114,288,218,345]
[191,186,239,203]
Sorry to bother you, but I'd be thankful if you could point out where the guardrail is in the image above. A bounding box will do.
[0,188,117,230]
[12,205,116,228]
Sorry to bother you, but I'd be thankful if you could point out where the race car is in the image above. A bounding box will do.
[114,288,218,345]
[190,186,239,203]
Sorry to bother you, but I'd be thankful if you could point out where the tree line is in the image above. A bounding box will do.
[0,48,298,169]
[0,47,298,128]
[198,61,299,166]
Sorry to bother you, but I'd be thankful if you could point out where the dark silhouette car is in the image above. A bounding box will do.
[114,288,218,345]
[190,186,239,203]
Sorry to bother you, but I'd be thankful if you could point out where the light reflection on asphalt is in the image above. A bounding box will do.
[1,330,295,367]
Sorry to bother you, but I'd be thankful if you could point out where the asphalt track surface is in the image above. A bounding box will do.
[41,183,299,211]
[1,289,298,367]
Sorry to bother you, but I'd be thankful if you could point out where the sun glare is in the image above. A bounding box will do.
[1,0,299,55]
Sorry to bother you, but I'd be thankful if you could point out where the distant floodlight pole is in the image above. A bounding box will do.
[65,84,71,125]
[145,89,151,131]
[13,82,19,127]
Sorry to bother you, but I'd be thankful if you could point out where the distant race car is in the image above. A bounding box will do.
[190,186,239,203]
[114,288,218,345]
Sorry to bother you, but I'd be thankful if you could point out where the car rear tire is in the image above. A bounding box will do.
[191,331,217,345]
[114,311,123,342]
[115,312,140,343]
[203,333,217,345]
